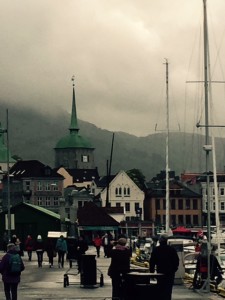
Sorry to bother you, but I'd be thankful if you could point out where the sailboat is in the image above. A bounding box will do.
[192,0,225,292]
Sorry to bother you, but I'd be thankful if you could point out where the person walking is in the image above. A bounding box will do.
[34,235,45,268]
[2,232,9,253]
[45,238,55,268]
[25,235,34,261]
[149,234,179,300]
[55,235,67,268]
[102,232,113,258]
[93,234,102,258]
[0,243,25,300]
[108,237,131,300]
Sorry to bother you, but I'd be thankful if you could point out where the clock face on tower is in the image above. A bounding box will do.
[82,155,88,162]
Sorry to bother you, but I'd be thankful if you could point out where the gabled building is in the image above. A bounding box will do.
[77,201,119,242]
[57,167,99,189]
[2,160,64,213]
[145,171,202,229]
[54,81,95,169]
[92,170,145,221]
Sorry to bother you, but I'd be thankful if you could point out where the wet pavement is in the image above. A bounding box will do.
[0,247,222,299]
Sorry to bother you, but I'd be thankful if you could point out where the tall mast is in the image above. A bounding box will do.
[203,0,211,293]
[165,58,170,233]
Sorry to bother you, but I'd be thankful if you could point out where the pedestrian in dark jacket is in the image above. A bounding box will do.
[55,235,67,268]
[45,238,55,268]
[34,235,45,268]
[108,237,131,300]
[25,235,34,261]
[2,232,8,253]
[102,232,113,258]
[0,243,25,300]
[149,234,179,300]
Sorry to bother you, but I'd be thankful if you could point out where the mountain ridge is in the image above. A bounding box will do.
[1,100,224,180]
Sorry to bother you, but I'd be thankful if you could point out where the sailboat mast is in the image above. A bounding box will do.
[165,58,170,233]
[203,0,211,249]
[203,0,211,293]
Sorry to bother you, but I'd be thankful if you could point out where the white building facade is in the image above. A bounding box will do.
[94,170,145,221]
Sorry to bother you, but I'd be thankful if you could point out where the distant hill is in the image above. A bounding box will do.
[1,100,225,180]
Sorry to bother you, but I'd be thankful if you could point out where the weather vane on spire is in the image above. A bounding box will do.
[71,75,75,87]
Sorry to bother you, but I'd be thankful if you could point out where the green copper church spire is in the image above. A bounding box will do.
[55,77,93,150]
[69,75,79,133]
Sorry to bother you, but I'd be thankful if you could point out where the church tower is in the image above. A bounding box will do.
[54,78,95,169]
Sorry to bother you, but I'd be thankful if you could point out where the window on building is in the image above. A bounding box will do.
[186,215,191,225]
[37,197,42,206]
[171,199,175,210]
[221,202,225,210]
[156,214,161,224]
[163,199,166,210]
[193,199,198,210]
[45,197,51,206]
[178,199,183,210]
[213,202,215,211]
[37,181,42,191]
[124,185,130,197]
[135,203,140,212]
[82,155,89,162]
[221,188,225,196]
[78,201,83,208]
[178,215,183,224]
[53,197,59,206]
[125,202,130,212]
[186,199,190,209]
[25,181,30,191]
[45,182,51,191]
[116,202,121,207]
[52,182,59,191]
[155,198,160,210]
[193,215,199,225]
[115,186,122,197]
[171,215,176,226]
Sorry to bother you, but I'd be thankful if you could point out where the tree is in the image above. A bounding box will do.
[126,169,145,190]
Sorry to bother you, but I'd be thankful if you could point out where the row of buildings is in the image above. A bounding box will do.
[0,81,224,242]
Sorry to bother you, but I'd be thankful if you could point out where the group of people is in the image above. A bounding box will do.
[2,231,224,300]
[93,232,114,258]
[0,233,90,300]
[107,233,179,300]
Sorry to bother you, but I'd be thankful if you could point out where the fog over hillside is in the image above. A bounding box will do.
[1,100,225,181]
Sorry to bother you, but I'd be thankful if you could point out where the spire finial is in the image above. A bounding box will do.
[71,75,75,87]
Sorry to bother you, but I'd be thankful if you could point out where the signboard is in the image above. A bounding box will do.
[5,214,15,230]
[47,231,67,238]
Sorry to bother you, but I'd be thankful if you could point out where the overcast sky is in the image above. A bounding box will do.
[1,0,225,137]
